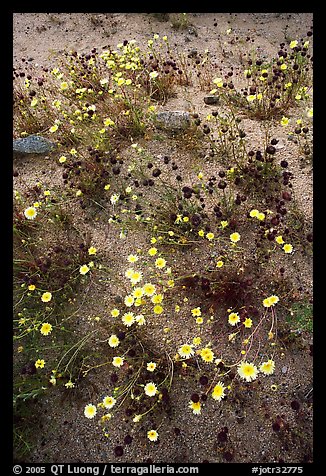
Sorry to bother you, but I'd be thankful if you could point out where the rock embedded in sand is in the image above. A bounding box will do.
[155,111,191,132]
[13,135,57,157]
[204,95,220,105]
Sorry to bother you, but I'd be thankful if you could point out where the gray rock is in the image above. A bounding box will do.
[13,135,57,156]
[114,295,123,304]
[204,95,220,105]
[155,111,190,132]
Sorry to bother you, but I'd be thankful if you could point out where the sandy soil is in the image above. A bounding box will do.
[13,12,313,464]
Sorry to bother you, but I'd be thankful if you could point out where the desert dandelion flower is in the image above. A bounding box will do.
[263,295,279,308]
[24,206,37,220]
[130,271,142,284]
[35,359,45,369]
[263,297,272,308]
[281,116,290,126]
[41,292,52,303]
[80,264,90,275]
[151,294,163,304]
[144,382,157,397]
[153,305,163,315]
[200,347,215,363]
[155,257,166,269]
[237,361,258,382]
[147,429,159,442]
[189,400,201,415]
[103,396,116,409]
[49,124,59,133]
[206,232,214,241]
[230,232,240,243]
[275,235,284,244]
[243,318,253,328]
[104,117,115,126]
[134,297,143,307]
[127,254,138,263]
[112,356,124,368]
[122,312,135,327]
[283,243,293,254]
[133,287,144,299]
[135,314,146,325]
[249,209,259,218]
[193,337,202,346]
[110,194,120,205]
[125,268,134,279]
[260,359,275,375]
[147,362,157,372]
[148,247,158,256]
[213,77,223,87]
[124,295,135,307]
[212,382,226,401]
[40,323,53,336]
[108,334,120,348]
[84,404,97,419]
[228,312,240,326]
[269,295,279,305]
[191,307,201,317]
[178,344,194,359]
[143,283,156,296]
[247,94,257,102]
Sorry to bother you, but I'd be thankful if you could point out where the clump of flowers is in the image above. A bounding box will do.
[216,33,313,120]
